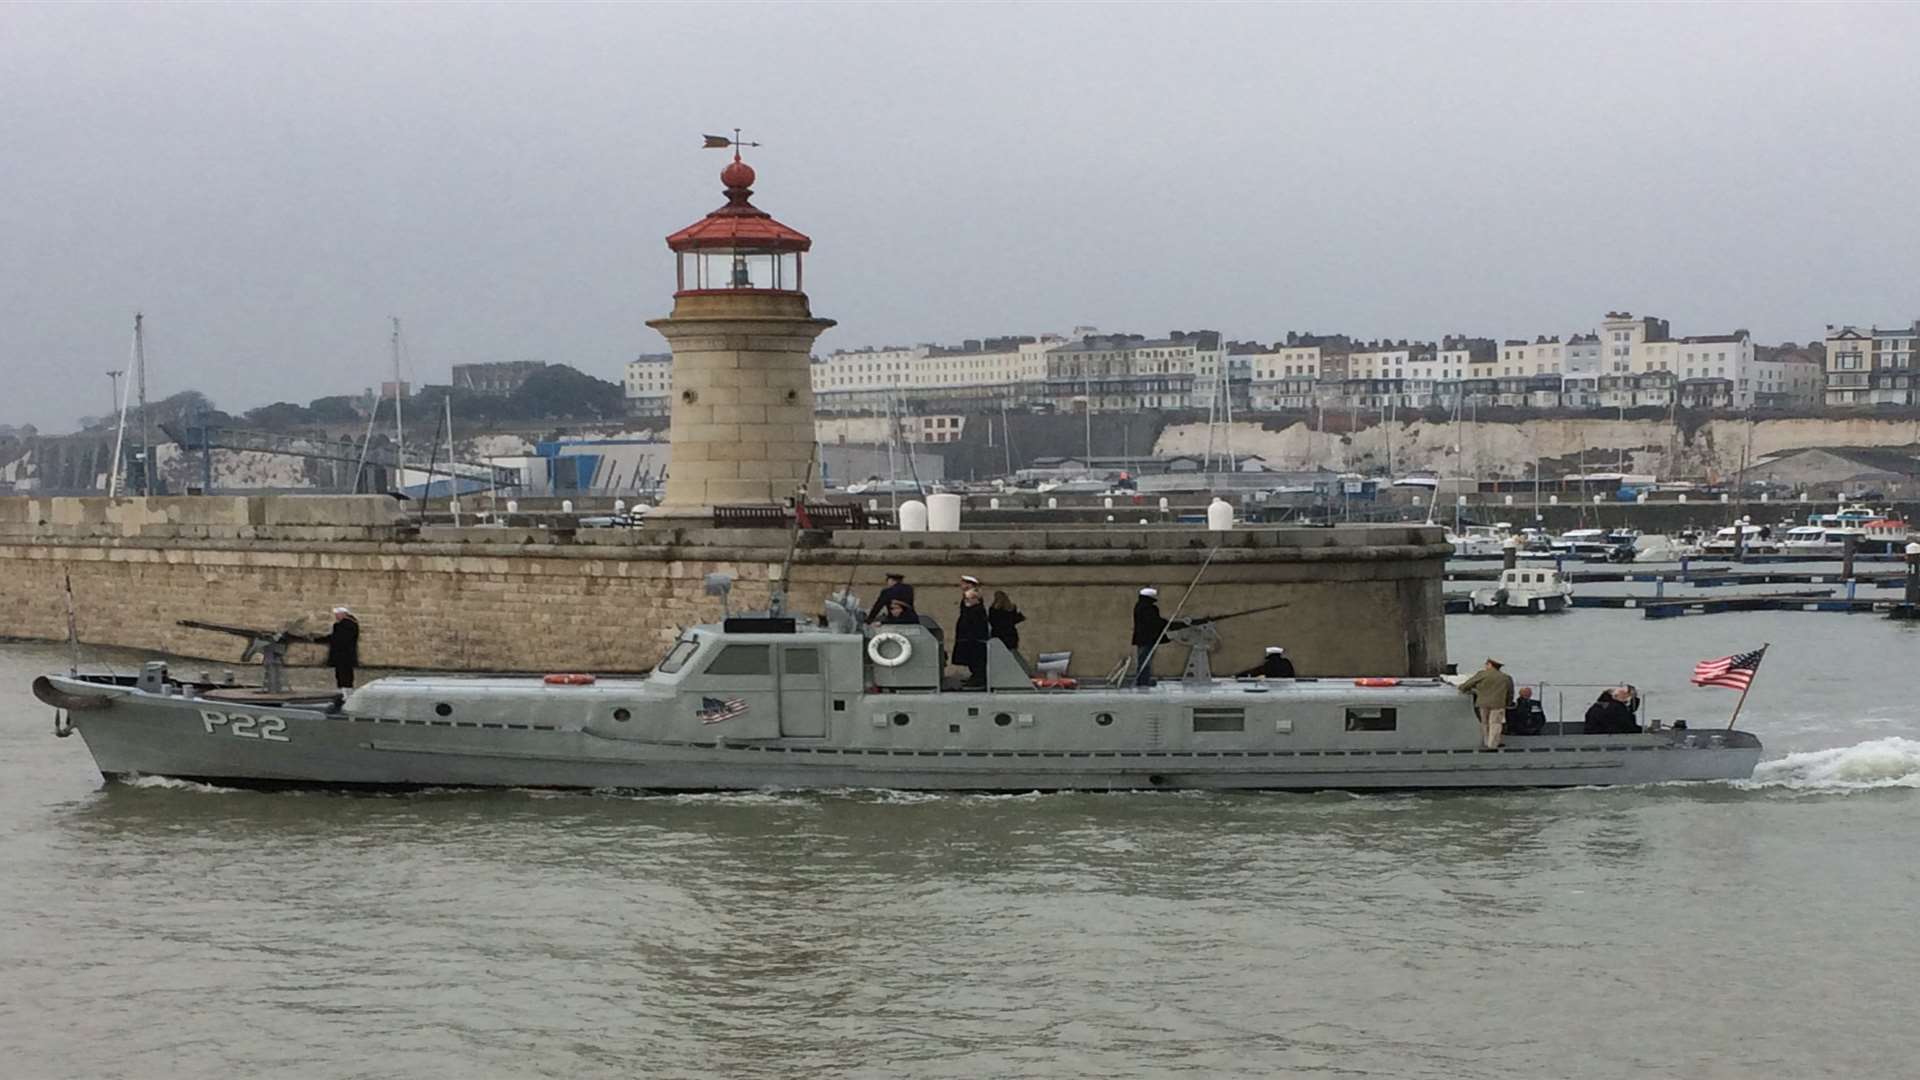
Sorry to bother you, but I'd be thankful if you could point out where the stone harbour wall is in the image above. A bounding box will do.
[0,496,1449,680]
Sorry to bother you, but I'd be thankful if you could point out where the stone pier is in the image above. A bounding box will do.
[0,496,1449,679]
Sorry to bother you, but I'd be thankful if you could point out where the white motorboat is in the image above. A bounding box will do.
[1468,566,1574,613]
[1447,524,1509,558]
[1702,522,1782,556]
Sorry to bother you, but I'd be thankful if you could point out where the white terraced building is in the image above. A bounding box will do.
[624,353,673,416]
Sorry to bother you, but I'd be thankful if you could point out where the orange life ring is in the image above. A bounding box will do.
[1353,677,1400,688]
[543,673,596,686]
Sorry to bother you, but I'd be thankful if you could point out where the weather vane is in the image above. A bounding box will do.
[702,128,760,161]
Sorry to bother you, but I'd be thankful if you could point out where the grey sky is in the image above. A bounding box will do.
[4,2,1917,431]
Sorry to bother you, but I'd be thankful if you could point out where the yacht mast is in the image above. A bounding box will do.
[135,312,151,494]
[106,322,136,497]
[390,317,405,494]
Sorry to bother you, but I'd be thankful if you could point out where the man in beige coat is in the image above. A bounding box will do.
[1457,658,1515,749]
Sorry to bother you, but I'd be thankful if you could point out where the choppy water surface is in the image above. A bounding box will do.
[3,611,1918,1079]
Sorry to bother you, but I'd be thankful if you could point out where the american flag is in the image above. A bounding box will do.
[1692,647,1767,691]
[697,696,750,724]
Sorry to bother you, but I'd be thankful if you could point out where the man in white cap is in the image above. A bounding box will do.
[315,606,361,689]
[1239,646,1296,679]
[1131,587,1168,687]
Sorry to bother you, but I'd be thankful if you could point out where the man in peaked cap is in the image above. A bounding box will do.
[1456,658,1514,749]
[866,572,915,624]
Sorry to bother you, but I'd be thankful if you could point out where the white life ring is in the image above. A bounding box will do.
[868,631,913,667]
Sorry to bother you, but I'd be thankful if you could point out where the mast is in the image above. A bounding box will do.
[445,392,460,526]
[1000,400,1013,478]
[390,317,406,496]
[1083,356,1094,465]
[350,397,378,494]
[1221,344,1234,481]
[135,312,151,495]
[107,325,135,497]
[883,383,899,516]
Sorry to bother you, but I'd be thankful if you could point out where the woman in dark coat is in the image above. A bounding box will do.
[987,590,1025,654]
[953,587,990,687]
[879,598,920,625]
[1583,687,1641,734]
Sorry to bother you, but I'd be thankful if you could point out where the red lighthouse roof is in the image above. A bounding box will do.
[665,157,812,253]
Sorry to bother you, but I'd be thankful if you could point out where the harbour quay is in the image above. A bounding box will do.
[0,494,1449,679]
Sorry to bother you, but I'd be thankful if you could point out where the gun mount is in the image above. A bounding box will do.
[176,619,319,694]
[1160,600,1292,681]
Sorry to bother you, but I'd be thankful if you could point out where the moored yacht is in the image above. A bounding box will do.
[1702,521,1782,556]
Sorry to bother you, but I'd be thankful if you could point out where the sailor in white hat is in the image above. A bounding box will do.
[1239,645,1296,679]
[317,605,361,689]
[1131,587,1167,687]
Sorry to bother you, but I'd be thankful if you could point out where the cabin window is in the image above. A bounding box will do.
[783,648,820,675]
[656,638,700,675]
[1191,707,1246,733]
[613,708,631,722]
[1094,712,1114,726]
[1345,707,1398,732]
[891,712,911,727]
[704,645,771,677]
[994,712,1013,727]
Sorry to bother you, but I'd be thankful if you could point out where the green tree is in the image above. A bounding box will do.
[506,365,626,420]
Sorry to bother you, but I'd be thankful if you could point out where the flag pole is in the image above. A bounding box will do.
[1726,642,1769,730]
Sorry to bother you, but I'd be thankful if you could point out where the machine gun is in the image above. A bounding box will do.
[1161,600,1293,680]
[177,618,321,694]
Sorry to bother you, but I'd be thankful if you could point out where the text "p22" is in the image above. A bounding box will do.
[199,710,291,743]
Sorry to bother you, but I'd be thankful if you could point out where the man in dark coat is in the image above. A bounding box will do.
[1506,686,1547,736]
[1132,587,1170,687]
[866,573,915,624]
[1238,646,1295,679]
[879,598,920,625]
[317,606,361,689]
[953,587,990,688]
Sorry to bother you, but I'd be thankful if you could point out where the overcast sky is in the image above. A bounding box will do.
[4,2,1917,431]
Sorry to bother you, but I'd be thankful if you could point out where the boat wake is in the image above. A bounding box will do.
[1740,738,1920,793]
[116,773,244,794]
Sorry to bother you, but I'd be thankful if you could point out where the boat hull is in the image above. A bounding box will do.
[56,679,1761,792]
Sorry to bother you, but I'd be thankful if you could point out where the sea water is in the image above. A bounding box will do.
[3,610,1917,1078]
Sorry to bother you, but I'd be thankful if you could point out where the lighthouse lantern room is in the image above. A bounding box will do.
[665,150,811,296]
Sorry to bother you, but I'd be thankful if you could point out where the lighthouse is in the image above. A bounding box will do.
[648,143,834,516]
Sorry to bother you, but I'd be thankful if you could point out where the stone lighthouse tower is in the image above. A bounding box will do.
[648,147,834,516]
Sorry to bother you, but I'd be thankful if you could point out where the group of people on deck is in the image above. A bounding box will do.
[866,572,1023,689]
[1457,658,1641,749]
[869,573,1300,690]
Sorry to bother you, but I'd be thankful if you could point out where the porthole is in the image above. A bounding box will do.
[993,712,1013,727]
[613,708,631,723]
[1094,712,1114,726]
[434,703,452,717]
[891,713,910,727]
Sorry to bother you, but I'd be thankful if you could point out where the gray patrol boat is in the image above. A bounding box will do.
[33,585,1761,792]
